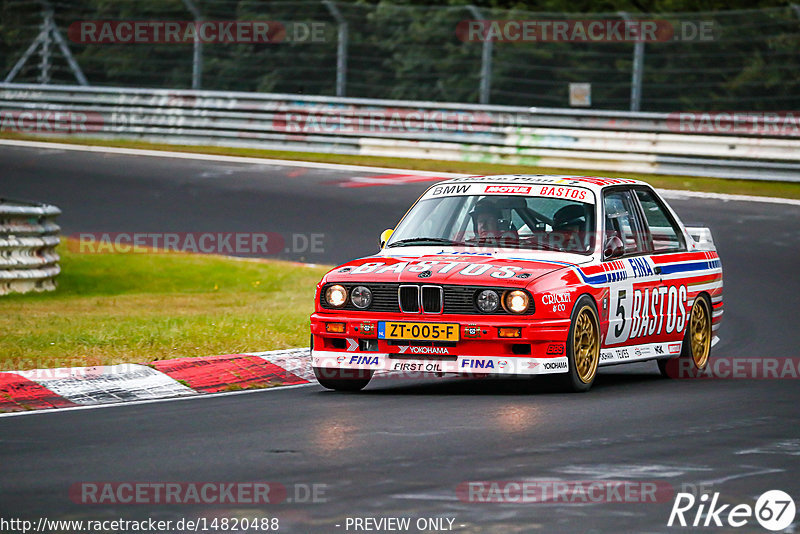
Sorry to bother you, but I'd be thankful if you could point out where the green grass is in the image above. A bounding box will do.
[3,132,800,200]
[0,240,330,371]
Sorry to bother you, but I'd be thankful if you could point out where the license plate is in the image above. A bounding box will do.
[378,321,459,342]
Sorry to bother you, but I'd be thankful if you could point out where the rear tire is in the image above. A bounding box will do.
[658,295,712,378]
[557,296,601,392]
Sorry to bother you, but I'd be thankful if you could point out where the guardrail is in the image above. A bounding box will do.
[0,198,61,296]
[1,83,799,181]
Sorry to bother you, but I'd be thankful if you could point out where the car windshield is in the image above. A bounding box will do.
[387,193,596,254]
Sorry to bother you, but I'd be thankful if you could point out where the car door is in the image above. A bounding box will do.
[630,187,691,350]
[601,187,662,356]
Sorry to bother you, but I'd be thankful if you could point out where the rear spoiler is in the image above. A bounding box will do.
[685,226,716,251]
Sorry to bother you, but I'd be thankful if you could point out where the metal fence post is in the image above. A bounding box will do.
[466,5,492,105]
[5,1,87,85]
[38,7,53,84]
[621,12,644,112]
[182,0,203,90]
[323,0,348,97]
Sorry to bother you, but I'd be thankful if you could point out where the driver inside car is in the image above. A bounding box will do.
[550,204,588,252]
[469,199,518,244]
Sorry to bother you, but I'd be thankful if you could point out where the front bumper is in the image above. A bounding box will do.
[310,312,571,375]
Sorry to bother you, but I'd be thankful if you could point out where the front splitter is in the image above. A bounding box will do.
[312,350,569,375]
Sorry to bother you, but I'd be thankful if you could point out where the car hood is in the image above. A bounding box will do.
[323,248,593,287]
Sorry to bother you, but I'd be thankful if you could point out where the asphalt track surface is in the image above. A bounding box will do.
[1,144,799,533]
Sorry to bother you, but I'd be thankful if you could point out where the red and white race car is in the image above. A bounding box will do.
[310,175,723,392]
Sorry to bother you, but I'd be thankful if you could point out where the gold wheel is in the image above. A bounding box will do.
[689,297,711,369]
[573,307,600,384]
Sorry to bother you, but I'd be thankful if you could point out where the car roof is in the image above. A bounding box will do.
[434,174,650,193]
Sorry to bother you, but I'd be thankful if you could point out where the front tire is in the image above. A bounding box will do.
[658,295,712,378]
[558,296,601,392]
[313,366,373,391]
[310,334,372,391]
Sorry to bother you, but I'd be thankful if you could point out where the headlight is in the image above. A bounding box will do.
[325,285,347,307]
[476,289,500,313]
[505,290,530,314]
[350,286,372,309]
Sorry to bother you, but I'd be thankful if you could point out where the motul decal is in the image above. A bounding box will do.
[484,185,531,194]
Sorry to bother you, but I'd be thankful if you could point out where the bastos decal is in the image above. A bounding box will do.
[606,283,688,345]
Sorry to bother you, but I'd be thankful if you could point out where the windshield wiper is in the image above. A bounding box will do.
[387,237,468,248]
[526,241,566,252]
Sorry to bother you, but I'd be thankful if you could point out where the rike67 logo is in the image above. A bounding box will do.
[668,490,795,531]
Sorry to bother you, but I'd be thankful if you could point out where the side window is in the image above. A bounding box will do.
[634,189,686,252]
[603,190,646,255]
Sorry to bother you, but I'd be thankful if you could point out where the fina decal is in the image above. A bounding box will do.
[347,355,380,365]
[461,358,494,370]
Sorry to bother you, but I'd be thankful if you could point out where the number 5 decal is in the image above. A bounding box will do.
[615,290,627,338]
[606,285,633,345]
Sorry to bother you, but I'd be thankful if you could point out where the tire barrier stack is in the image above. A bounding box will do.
[0,198,61,295]
[1,83,799,181]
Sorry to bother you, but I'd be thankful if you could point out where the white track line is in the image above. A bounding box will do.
[2,138,799,206]
[0,138,463,177]
[659,189,800,206]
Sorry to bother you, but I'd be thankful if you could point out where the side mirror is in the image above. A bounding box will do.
[379,228,394,249]
[603,235,624,260]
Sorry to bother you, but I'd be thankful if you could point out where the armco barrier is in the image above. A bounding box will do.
[1,83,799,181]
[0,198,61,295]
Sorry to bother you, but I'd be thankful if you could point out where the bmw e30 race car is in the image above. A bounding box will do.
[310,175,723,392]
